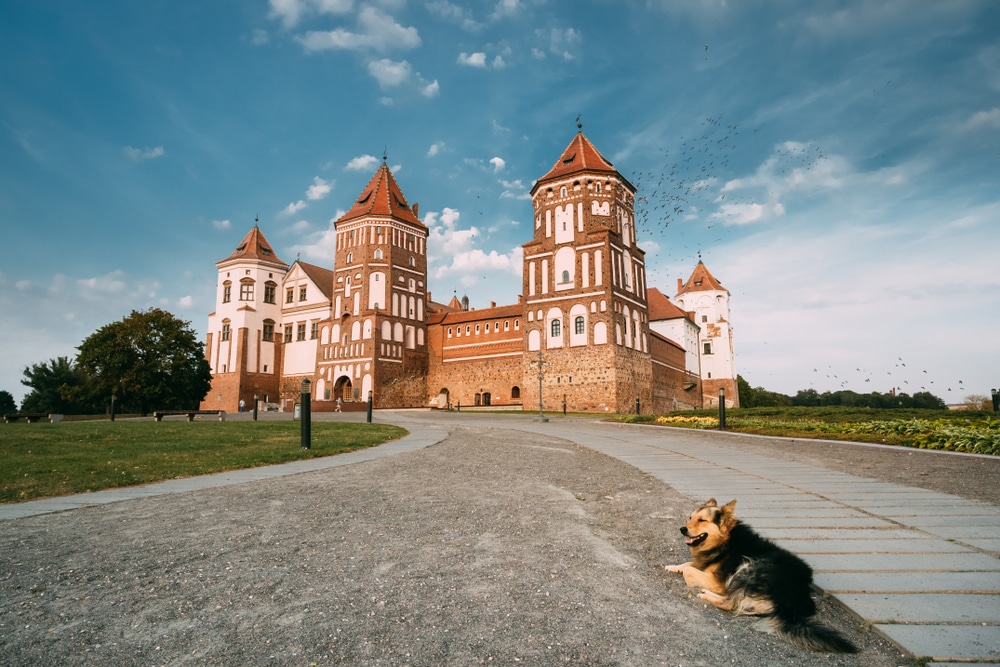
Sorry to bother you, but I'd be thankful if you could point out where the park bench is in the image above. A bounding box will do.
[4,413,63,423]
[152,410,227,422]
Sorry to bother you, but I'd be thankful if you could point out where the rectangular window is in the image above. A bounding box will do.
[297,323,306,341]
[221,323,231,341]
[284,325,292,342]
[299,286,307,301]
[240,283,254,300]
[310,322,318,339]
[286,288,294,304]
[263,284,275,304]
[262,322,274,342]
[703,342,713,355]
[222,285,231,303]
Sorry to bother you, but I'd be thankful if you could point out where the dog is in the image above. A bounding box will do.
[665,498,857,653]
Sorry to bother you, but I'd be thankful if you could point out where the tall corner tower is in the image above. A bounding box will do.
[202,224,289,412]
[522,129,652,413]
[675,260,739,408]
[313,159,429,408]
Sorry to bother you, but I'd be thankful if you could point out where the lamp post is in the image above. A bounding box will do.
[110,392,116,422]
[992,388,998,413]
[719,387,727,430]
[300,379,311,449]
[529,349,549,422]
[366,390,373,423]
[253,393,258,422]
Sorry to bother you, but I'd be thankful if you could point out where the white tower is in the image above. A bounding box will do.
[675,260,739,408]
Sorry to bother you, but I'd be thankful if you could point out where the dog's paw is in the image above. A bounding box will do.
[664,562,689,573]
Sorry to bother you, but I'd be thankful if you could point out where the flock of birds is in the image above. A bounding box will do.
[810,357,968,396]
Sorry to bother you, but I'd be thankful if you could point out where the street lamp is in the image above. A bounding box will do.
[529,349,549,422]
[366,390,373,423]
[719,387,727,430]
[253,393,259,421]
[110,392,116,422]
[300,378,312,449]
[992,388,998,413]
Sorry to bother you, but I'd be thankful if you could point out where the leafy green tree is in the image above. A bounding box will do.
[736,375,755,407]
[20,357,91,413]
[74,308,212,415]
[0,390,16,414]
[792,388,821,407]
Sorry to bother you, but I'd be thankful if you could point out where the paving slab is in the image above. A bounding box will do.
[805,552,1000,571]
[833,593,1000,623]
[873,624,1000,661]
[781,538,977,553]
[815,570,1000,592]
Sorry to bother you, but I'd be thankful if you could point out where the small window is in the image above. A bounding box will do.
[297,323,306,341]
[299,286,307,301]
[286,288,294,304]
[466,325,470,335]
[702,315,708,323]
[310,322,318,339]
[551,320,561,337]
[475,324,480,334]
[222,282,232,303]
[485,323,490,333]
[703,342,712,355]
[409,256,415,267]
[374,249,383,260]
[264,282,276,304]
[284,324,292,342]
[347,252,353,264]
[575,316,585,335]
[561,270,570,283]
[448,327,453,337]
[221,323,231,341]
[504,321,510,331]
[514,320,520,330]
[240,282,254,301]
[263,321,274,342]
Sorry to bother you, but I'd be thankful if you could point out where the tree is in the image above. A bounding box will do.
[74,308,212,415]
[964,394,990,411]
[20,357,91,414]
[0,390,16,414]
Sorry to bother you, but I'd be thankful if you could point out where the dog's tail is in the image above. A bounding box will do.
[777,618,858,653]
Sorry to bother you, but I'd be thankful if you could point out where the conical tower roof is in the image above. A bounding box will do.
[217,224,287,267]
[676,260,726,295]
[531,131,633,193]
[336,162,424,227]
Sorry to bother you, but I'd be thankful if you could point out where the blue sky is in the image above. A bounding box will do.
[2,0,998,406]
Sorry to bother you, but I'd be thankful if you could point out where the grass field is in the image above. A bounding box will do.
[0,420,406,503]
[615,406,1000,455]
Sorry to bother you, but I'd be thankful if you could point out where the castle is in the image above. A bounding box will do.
[200,131,739,414]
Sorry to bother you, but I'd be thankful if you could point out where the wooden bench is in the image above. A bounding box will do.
[152,410,227,422]
[4,413,63,423]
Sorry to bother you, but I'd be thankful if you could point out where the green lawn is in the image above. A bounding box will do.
[0,420,406,503]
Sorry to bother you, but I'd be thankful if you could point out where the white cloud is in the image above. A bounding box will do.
[212,219,232,230]
[368,58,411,88]
[542,27,581,60]
[281,200,308,216]
[306,176,333,200]
[297,6,420,53]
[268,0,353,29]
[492,55,506,68]
[77,270,127,295]
[424,207,521,282]
[123,145,165,161]
[251,29,270,45]
[290,219,310,232]
[961,107,1000,131]
[427,0,483,31]
[458,52,487,67]
[491,0,522,20]
[177,295,193,308]
[489,156,506,173]
[499,179,530,199]
[421,79,440,97]
[346,154,379,171]
[428,141,446,156]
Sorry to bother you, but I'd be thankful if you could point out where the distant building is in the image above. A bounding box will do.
[201,131,737,413]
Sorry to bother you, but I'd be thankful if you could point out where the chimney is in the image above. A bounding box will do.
[427,291,432,303]
[412,202,419,218]
[677,278,683,293]
[490,301,496,308]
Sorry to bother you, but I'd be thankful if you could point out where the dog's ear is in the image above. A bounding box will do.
[719,499,738,531]
[703,498,718,508]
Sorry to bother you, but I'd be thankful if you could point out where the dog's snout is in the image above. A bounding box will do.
[680,527,689,536]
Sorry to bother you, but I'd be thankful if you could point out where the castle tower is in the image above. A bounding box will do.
[311,160,429,408]
[201,224,288,412]
[675,260,739,408]
[522,129,652,413]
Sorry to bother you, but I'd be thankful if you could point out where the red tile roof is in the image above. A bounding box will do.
[219,225,287,266]
[336,162,424,227]
[297,261,334,301]
[677,260,726,295]
[647,287,690,321]
[532,131,632,193]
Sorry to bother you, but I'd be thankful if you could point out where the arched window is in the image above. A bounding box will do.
[374,248,383,260]
[575,316,585,335]
[263,319,275,342]
[551,319,561,337]
[561,270,570,283]
[222,281,232,303]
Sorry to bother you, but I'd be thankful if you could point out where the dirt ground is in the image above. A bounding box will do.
[0,422,920,666]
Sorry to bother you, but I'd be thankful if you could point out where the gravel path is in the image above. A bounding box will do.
[1,422,922,666]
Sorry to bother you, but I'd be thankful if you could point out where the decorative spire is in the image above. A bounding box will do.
[382,146,388,163]
[576,114,582,131]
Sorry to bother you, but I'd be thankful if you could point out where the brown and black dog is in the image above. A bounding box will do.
[665,498,857,653]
